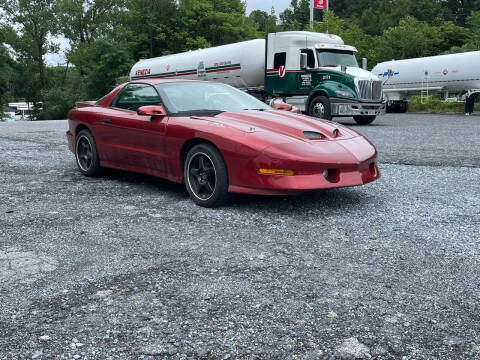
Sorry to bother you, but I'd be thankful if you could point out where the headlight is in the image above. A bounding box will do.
[335,90,354,98]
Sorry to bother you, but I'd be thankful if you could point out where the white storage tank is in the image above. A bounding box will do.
[373,51,480,98]
[130,39,266,90]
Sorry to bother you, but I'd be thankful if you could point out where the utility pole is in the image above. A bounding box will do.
[310,0,314,30]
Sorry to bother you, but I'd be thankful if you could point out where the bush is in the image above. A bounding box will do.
[408,94,480,113]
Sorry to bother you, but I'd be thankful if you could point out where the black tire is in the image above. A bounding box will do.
[353,115,376,125]
[184,143,230,208]
[75,129,101,176]
[308,95,332,120]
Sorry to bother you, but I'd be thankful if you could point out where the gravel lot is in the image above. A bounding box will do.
[1,114,479,359]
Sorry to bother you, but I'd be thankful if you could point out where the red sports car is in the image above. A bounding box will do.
[67,79,379,207]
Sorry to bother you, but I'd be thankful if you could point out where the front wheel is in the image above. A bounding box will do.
[184,143,230,208]
[308,96,332,120]
[353,115,376,125]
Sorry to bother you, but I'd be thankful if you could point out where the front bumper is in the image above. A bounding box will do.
[227,136,380,195]
[331,100,386,117]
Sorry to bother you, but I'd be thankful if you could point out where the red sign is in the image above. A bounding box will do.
[314,0,327,9]
[278,66,286,78]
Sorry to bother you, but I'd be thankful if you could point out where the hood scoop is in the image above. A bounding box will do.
[303,128,341,140]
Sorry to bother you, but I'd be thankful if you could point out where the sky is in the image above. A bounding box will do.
[245,0,291,14]
[45,1,293,66]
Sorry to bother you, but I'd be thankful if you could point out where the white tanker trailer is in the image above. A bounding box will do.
[130,31,385,125]
[372,51,480,114]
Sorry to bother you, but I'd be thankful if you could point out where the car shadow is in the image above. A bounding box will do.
[231,188,371,212]
[95,168,374,212]
[100,168,187,196]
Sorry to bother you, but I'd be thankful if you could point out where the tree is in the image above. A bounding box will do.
[467,10,480,49]
[0,0,57,91]
[55,0,125,45]
[0,44,16,112]
[279,0,312,30]
[68,39,133,99]
[249,8,278,34]
[119,0,177,59]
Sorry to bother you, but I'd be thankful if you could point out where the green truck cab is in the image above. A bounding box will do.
[265,31,385,125]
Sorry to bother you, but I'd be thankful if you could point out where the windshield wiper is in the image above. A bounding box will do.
[243,108,266,111]
[178,109,225,116]
[323,64,338,67]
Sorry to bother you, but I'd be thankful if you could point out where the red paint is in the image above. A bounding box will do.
[135,68,151,76]
[67,79,379,196]
[314,0,327,9]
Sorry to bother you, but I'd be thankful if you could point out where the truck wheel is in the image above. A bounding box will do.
[309,96,332,120]
[353,115,376,125]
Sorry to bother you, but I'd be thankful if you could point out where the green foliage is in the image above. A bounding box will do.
[0,0,58,91]
[408,95,480,113]
[68,39,133,99]
[248,9,278,35]
[3,0,480,119]
[56,0,124,44]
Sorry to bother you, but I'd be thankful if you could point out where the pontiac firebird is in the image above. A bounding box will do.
[66,79,379,207]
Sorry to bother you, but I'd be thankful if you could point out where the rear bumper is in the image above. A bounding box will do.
[66,130,74,153]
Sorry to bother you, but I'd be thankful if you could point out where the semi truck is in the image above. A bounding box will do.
[130,31,385,125]
[372,51,480,114]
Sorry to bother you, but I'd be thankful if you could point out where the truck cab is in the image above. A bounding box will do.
[265,32,385,124]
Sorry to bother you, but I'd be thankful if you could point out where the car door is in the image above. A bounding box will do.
[98,83,169,173]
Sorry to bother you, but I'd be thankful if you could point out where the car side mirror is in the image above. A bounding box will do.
[300,53,308,70]
[273,103,293,111]
[137,105,167,118]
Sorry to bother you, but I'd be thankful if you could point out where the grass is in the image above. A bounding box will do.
[408,94,480,113]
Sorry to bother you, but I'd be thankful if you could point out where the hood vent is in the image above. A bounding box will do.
[303,131,325,140]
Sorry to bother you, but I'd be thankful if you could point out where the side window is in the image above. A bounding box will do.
[112,83,161,111]
[273,52,287,69]
[301,49,316,68]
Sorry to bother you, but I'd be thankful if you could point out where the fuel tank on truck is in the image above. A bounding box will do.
[372,51,480,95]
[130,39,266,90]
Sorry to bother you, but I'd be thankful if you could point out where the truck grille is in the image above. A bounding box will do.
[357,80,382,101]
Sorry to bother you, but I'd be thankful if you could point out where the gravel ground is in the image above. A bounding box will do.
[0,114,479,359]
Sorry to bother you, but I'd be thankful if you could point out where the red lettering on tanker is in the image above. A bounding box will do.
[278,66,286,78]
[135,69,151,76]
[214,61,232,67]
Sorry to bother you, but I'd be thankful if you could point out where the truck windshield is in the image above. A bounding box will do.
[317,50,358,68]
[156,82,270,115]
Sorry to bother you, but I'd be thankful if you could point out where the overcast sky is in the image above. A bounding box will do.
[245,0,291,14]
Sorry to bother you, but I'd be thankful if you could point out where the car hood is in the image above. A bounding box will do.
[193,110,362,142]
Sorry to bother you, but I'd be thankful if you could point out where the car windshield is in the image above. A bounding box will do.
[155,82,270,115]
[317,50,359,68]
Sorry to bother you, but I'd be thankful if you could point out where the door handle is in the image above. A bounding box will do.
[102,118,110,123]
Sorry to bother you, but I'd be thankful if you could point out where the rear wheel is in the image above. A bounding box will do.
[75,129,101,176]
[353,115,376,125]
[309,95,332,120]
[184,143,230,208]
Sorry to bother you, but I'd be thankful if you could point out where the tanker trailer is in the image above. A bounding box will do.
[372,51,480,114]
[130,31,385,125]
